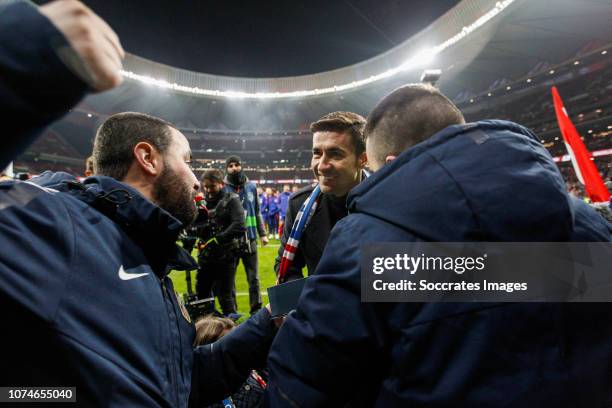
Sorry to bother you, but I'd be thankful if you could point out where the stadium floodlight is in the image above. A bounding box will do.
[119,0,517,99]
[420,69,442,85]
[404,48,437,69]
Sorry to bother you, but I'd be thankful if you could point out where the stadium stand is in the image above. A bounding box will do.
[10,0,611,191]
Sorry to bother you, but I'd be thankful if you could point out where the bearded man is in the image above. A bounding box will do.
[224,155,268,314]
[0,112,277,407]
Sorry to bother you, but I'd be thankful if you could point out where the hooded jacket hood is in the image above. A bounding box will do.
[348,120,581,241]
[32,172,196,274]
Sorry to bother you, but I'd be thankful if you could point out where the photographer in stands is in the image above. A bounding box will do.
[194,169,246,316]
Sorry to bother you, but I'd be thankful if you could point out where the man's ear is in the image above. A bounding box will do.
[358,151,368,168]
[133,142,162,177]
[385,155,397,164]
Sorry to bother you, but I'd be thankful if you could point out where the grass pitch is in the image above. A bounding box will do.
[169,240,283,318]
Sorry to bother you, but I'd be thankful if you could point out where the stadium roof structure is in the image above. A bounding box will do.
[63,0,611,139]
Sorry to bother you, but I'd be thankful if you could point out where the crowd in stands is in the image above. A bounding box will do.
[461,54,611,162]
[13,57,611,185]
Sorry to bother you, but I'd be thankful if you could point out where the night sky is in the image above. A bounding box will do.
[42,0,460,77]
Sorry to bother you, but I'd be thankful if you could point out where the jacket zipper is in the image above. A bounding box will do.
[166,277,185,404]
[161,278,181,407]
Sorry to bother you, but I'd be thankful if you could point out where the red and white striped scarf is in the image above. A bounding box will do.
[277,185,321,283]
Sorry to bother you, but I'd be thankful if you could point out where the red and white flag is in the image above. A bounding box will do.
[551,86,610,203]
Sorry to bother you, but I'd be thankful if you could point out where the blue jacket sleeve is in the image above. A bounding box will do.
[265,216,389,406]
[0,181,74,322]
[0,0,89,169]
[189,308,278,406]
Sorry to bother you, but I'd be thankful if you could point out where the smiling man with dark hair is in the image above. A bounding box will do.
[274,111,368,282]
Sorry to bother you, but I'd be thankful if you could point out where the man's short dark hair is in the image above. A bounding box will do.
[92,112,175,180]
[310,111,366,156]
[364,84,465,165]
[202,169,224,184]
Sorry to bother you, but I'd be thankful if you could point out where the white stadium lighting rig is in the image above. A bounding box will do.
[420,69,442,86]
[119,0,516,99]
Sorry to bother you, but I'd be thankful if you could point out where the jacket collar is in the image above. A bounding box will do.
[63,176,196,275]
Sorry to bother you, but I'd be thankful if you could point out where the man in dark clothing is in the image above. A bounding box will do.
[224,155,269,314]
[266,84,612,406]
[195,169,246,316]
[0,4,277,406]
[274,111,367,280]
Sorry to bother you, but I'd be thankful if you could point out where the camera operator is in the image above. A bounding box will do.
[194,169,246,316]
